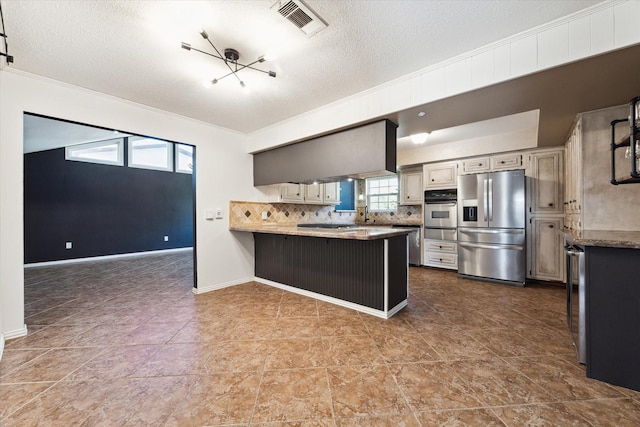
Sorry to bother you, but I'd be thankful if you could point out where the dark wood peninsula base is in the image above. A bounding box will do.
[565,230,640,393]
[585,245,640,392]
[253,232,409,318]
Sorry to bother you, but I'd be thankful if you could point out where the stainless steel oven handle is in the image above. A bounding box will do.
[425,202,457,207]
[458,242,524,250]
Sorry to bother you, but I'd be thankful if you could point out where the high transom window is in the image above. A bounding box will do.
[65,138,124,166]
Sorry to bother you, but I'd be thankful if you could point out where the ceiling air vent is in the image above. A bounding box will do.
[272,0,328,38]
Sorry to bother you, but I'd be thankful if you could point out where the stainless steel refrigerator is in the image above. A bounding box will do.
[457,169,526,286]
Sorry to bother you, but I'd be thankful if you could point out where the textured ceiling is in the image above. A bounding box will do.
[2,0,602,134]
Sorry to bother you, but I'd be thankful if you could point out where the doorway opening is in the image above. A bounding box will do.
[22,112,197,287]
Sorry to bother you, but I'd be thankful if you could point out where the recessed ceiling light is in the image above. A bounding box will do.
[418,111,426,117]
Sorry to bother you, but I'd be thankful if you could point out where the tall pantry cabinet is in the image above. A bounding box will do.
[526,148,565,282]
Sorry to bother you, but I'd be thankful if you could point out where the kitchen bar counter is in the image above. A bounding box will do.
[563,230,640,392]
[563,229,640,249]
[230,223,414,240]
[231,223,411,318]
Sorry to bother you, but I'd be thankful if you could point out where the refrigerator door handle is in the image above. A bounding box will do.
[458,227,524,235]
[483,179,489,221]
[458,241,524,251]
[487,178,493,222]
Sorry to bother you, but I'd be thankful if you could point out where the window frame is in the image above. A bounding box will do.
[127,136,174,172]
[366,176,399,212]
[64,138,125,167]
[334,179,356,212]
[175,143,194,175]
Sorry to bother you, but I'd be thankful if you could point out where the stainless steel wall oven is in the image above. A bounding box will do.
[424,189,457,240]
[424,189,458,270]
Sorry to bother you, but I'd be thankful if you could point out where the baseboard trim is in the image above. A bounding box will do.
[192,277,254,294]
[4,324,28,340]
[24,247,193,268]
[254,277,405,319]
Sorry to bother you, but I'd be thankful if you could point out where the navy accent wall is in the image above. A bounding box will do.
[24,148,194,263]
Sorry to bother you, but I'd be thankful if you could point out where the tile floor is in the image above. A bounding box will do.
[1,250,639,426]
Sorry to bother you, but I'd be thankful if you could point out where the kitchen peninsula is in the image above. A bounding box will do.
[564,230,640,392]
[230,222,412,318]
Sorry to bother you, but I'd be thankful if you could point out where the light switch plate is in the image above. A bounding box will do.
[205,210,214,220]
[215,208,223,219]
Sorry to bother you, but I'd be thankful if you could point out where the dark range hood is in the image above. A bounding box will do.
[253,119,398,186]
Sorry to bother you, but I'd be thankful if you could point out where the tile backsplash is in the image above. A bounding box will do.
[229,201,422,227]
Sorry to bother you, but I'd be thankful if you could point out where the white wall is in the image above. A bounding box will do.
[246,0,640,154]
[0,69,262,339]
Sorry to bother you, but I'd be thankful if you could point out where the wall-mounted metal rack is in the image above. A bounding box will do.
[611,96,640,185]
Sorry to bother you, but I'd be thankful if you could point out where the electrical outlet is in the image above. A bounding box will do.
[215,208,223,219]
[65,242,72,249]
[261,211,269,220]
[164,236,169,242]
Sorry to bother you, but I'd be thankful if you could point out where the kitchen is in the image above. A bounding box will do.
[2,1,640,425]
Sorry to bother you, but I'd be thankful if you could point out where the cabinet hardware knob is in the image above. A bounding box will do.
[549,224,554,228]
[431,179,435,182]
[500,160,505,164]
[548,203,554,207]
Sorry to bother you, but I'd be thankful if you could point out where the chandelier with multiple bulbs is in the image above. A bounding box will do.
[181,30,276,89]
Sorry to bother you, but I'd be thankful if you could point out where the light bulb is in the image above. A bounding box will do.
[410,132,429,144]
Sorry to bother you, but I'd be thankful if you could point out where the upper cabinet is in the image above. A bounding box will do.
[324,182,340,204]
[424,161,459,189]
[528,150,564,215]
[459,153,524,175]
[304,183,325,204]
[461,157,491,174]
[492,153,523,171]
[273,183,305,203]
[565,121,582,217]
[400,170,423,205]
[269,183,339,205]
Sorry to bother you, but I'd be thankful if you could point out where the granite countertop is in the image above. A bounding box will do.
[229,223,415,240]
[563,230,640,249]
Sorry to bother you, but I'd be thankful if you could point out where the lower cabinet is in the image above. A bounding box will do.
[527,217,564,281]
[423,239,458,270]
